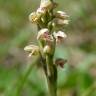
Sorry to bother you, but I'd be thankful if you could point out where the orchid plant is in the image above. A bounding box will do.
[24,0,69,96]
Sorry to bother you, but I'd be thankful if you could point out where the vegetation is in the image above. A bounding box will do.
[0,0,96,96]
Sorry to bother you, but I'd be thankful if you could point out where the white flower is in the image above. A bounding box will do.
[37,28,54,43]
[53,31,67,43]
[29,12,41,23]
[53,18,69,26]
[52,11,69,26]
[55,11,69,19]
[37,7,46,14]
[24,45,40,57]
[37,28,49,40]
[63,20,69,25]
[40,0,53,10]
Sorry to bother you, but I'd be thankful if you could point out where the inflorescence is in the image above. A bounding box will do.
[24,0,69,70]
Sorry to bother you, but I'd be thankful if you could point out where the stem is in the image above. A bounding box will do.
[38,0,57,95]
[46,55,57,96]
[38,27,57,96]
[46,6,57,95]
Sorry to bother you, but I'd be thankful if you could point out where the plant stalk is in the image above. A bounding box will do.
[46,55,57,96]
[38,0,57,96]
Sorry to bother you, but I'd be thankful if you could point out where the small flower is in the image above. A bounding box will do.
[37,28,49,39]
[55,58,67,68]
[43,45,51,54]
[52,18,69,26]
[37,28,53,42]
[40,0,53,9]
[24,45,40,57]
[63,19,69,25]
[53,31,67,43]
[29,12,41,23]
[55,11,69,19]
[40,0,57,11]
[37,7,46,14]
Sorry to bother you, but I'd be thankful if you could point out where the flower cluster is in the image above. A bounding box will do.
[24,0,69,68]
[29,0,57,24]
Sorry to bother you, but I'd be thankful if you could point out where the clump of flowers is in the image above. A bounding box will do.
[24,0,69,96]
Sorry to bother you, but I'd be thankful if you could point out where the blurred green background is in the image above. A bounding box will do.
[0,0,96,96]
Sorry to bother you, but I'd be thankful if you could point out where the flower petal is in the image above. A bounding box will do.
[55,11,69,19]
[40,0,52,9]
[37,28,49,40]
[52,18,69,26]
[24,45,34,51]
[53,31,67,43]
[53,31,67,38]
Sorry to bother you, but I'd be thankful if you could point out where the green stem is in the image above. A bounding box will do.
[38,0,57,95]
[38,28,57,96]
[46,29,57,96]
[46,55,57,96]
